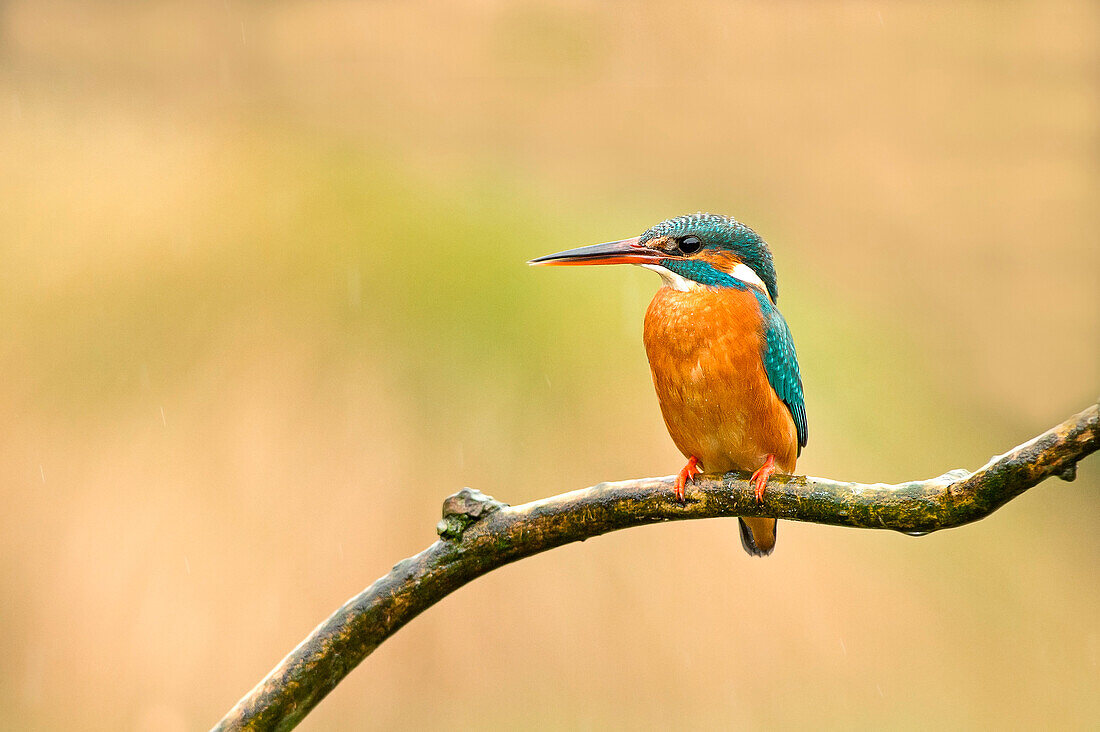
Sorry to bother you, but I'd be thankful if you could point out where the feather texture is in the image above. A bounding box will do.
[643,281,802,558]
[643,285,799,475]
[756,290,808,453]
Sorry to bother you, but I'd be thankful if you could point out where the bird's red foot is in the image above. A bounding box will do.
[674,456,703,503]
[750,454,777,504]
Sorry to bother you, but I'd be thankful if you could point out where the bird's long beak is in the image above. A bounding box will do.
[527,237,659,266]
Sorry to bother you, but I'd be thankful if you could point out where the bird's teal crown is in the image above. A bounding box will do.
[639,213,779,302]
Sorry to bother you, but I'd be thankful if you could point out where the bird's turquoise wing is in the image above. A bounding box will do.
[756,294,808,453]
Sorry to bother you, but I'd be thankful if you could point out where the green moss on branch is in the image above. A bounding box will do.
[213,403,1098,732]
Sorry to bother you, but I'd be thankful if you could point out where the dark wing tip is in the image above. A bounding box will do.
[795,401,808,449]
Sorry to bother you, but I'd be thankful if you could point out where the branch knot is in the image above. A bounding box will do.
[436,488,508,541]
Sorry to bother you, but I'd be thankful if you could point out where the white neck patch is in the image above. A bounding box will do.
[730,262,768,292]
[641,262,769,295]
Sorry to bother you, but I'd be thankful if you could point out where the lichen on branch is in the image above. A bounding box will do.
[213,403,1098,732]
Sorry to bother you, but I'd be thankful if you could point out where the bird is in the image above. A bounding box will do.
[529,212,806,556]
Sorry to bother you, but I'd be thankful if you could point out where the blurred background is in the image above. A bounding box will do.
[2,1,1098,729]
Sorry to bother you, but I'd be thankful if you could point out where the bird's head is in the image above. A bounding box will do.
[529,213,779,301]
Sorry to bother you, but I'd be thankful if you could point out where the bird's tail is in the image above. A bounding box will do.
[738,517,777,557]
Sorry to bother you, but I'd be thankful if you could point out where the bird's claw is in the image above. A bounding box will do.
[749,454,777,504]
[674,456,703,503]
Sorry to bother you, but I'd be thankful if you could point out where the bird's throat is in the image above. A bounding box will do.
[640,263,695,292]
[642,259,769,296]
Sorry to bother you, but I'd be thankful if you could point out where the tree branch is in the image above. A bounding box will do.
[213,402,1098,732]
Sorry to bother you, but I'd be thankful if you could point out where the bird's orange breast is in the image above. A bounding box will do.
[643,285,798,475]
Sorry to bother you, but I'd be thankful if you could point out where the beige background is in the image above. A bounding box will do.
[1,2,1097,729]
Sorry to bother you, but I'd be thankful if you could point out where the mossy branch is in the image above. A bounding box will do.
[213,403,1098,732]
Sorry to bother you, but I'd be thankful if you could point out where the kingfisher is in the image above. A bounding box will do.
[530,213,807,556]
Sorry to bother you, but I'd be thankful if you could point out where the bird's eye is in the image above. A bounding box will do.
[679,236,702,255]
